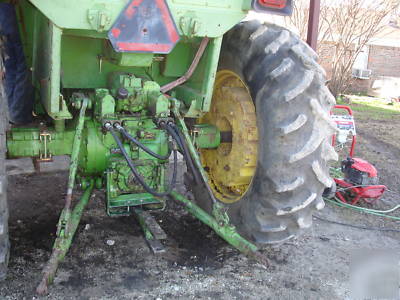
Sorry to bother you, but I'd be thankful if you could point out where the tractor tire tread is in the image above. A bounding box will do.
[219,21,337,244]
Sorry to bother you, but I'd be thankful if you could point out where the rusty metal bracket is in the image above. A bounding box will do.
[160,37,209,93]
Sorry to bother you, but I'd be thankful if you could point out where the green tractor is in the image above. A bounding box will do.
[0,0,337,293]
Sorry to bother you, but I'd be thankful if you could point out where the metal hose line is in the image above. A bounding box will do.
[164,124,202,185]
[116,124,172,160]
[107,124,178,197]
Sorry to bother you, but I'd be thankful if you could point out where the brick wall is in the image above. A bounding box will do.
[318,42,335,76]
[317,42,400,94]
[369,45,400,77]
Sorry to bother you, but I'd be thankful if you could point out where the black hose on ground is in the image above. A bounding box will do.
[106,124,178,197]
[313,215,400,233]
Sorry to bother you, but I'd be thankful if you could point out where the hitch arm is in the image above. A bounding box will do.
[36,181,94,295]
[63,98,89,229]
[170,101,268,265]
[170,191,257,255]
[36,98,91,295]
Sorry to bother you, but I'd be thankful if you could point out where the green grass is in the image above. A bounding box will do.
[336,95,400,120]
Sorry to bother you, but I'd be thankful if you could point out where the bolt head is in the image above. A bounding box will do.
[117,87,129,100]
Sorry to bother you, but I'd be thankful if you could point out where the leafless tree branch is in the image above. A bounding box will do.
[286,0,398,96]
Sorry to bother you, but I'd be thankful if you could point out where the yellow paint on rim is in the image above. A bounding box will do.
[199,70,258,203]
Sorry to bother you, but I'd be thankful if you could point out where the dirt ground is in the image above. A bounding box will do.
[1,114,400,299]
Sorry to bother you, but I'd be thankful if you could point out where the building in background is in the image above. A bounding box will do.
[248,2,400,98]
[318,27,400,98]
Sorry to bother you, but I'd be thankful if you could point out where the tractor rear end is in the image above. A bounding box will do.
[0,0,337,293]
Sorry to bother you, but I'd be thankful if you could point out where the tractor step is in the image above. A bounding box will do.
[134,209,167,254]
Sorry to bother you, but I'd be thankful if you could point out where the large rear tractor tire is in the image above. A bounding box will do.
[0,40,10,279]
[190,21,338,244]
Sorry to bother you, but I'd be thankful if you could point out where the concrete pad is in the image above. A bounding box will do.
[6,155,70,175]
[6,158,35,176]
[36,155,70,173]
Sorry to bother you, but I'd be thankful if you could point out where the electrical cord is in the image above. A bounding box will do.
[115,124,172,160]
[106,124,178,197]
[313,215,400,233]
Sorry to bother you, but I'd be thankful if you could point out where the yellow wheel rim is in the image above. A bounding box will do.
[199,70,258,203]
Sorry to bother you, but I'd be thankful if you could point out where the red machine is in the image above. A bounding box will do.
[331,105,386,205]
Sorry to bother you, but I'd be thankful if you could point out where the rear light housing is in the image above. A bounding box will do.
[252,0,293,16]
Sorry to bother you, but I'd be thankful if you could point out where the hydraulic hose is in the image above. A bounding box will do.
[115,124,172,160]
[106,124,178,197]
[165,123,201,185]
[169,123,200,181]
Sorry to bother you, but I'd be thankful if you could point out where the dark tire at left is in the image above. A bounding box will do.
[0,41,10,280]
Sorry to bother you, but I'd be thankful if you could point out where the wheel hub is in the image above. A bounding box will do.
[199,70,258,203]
